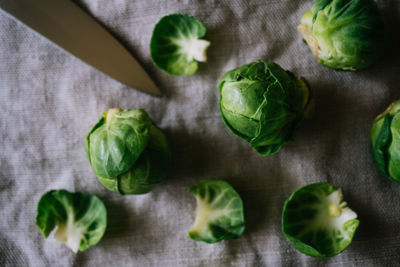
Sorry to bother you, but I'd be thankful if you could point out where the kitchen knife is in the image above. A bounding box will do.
[0,0,161,96]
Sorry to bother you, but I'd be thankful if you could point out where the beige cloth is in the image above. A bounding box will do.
[0,0,399,266]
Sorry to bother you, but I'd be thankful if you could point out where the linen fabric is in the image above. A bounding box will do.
[0,0,399,266]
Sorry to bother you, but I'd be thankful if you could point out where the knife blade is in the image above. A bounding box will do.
[0,0,161,96]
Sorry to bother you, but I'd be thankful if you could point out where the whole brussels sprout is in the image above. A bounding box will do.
[85,108,171,194]
[219,60,312,156]
[371,100,400,183]
[298,0,386,70]
[282,183,359,257]
[36,190,107,253]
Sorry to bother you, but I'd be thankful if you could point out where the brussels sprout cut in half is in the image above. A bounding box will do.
[36,190,107,253]
[150,14,210,76]
[371,100,400,183]
[219,60,312,156]
[298,0,385,70]
[282,183,359,257]
[85,108,171,194]
[188,179,245,243]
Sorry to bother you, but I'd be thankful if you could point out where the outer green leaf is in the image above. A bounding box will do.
[98,125,171,194]
[298,0,386,70]
[36,190,107,253]
[388,113,400,181]
[86,108,151,179]
[150,14,210,76]
[282,183,359,257]
[219,60,311,156]
[86,108,171,194]
[371,114,391,177]
[188,179,245,243]
[371,100,400,183]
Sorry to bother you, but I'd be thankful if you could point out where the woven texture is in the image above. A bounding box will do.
[1,0,399,266]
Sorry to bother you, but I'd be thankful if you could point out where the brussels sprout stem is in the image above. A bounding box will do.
[374,101,400,122]
[298,24,321,59]
[189,197,212,234]
[105,108,122,129]
[54,215,83,253]
[326,189,354,220]
[328,203,342,217]
[180,39,210,62]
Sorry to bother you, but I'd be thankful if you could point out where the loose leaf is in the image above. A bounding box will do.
[188,179,245,243]
[282,183,359,257]
[150,14,210,76]
[36,190,107,253]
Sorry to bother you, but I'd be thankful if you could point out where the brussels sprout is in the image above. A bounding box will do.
[371,100,400,183]
[188,179,245,243]
[36,190,107,253]
[282,183,359,257]
[150,14,210,76]
[85,108,171,194]
[298,0,386,70]
[219,60,312,156]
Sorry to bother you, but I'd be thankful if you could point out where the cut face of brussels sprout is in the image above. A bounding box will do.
[371,100,400,183]
[188,179,245,243]
[36,190,107,253]
[150,14,210,76]
[282,183,359,257]
[219,60,311,156]
[298,0,386,70]
[85,108,171,194]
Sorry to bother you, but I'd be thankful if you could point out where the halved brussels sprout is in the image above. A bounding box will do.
[85,108,171,194]
[219,60,312,156]
[298,0,386,70]
[282,183,359,257]
[371,100,400,183]
[188,179,245,243]
[36,190,107,253]
[150,13,210,76]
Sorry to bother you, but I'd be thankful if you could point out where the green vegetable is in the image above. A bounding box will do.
[282,183,359,257]
[85,108,171,194]
[188,179,245,243]
[150,13,210,76]
[298,0,386,70]
[36,190,107,253]
[219,60,312,156]
[371,100,400,183]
